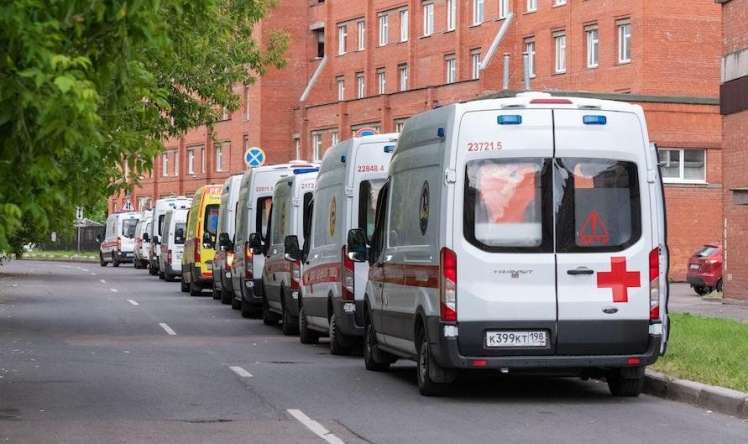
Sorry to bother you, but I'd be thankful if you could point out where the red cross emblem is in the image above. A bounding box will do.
[597,257,640,303]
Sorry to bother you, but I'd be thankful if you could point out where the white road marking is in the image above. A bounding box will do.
[159,323,176,336]
[287,409,345,444]
[110,288,118,293]
[127,299,139,306]
[99,279,106,284]
[229,366,253,378]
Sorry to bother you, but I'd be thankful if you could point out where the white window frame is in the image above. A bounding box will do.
[527,0,537,13]
[243,85,250,120]
[294,138,301,160]
[162,153,169,177]
[378,14,389,46]
[400,9,409,42]
[618,21,631,64]
[377,69,386,95]
[187,148,195,175]
[659,148,707,184]
[554,32,566,74]
[525,39,536,78]
[446,0,456,31]
[473,0,484,25]
[586,26,599,68]
[312,133,322,161]
[338,24,347,55]
[424,3,434,36]
[173,151,179,177]
[471,49,481,80]
[398,64,408,91]
[331,131,339,147]
[357,20,365,51]
[445,55,456,84]
[215,143,224,172]
[395,119,407,133]
[499,0,510,19]
[337,77,345,101]
[554,0,567,6]
[200,146,205,173]
[356,72,365,98]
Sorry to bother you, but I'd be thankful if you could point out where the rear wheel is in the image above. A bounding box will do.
[158,271,165,280]
[262,297,279,326]
[298,305,319,344]
[693,285,709,296]
[416,333,452,396]
[364,318,392,371]
[164,273,174,282]
[221,288,233,305]
[112,256,120,268]
[149,263,158,276]
[180,278,189,293]
[99,253,107,267]
[329,313,353,355]
[281,295,299,336]
[189,281,202,297]
[607,366,645,397]
[231,295,241,310]
[241,297,260,318]
[716,279,723,293]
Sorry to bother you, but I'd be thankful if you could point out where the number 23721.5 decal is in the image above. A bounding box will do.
[466,141,503,152]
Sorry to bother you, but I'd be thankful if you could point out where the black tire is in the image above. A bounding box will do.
[189,281,202,297]
[180,278,189,293]
[159,271,165,280]
[281,295,299,336]
[112,256,120,268]
[241,298,260,318]
[165,273,176,282]
[693,285,709,296]
[262,297,278,326]
[221,288,233,305]
[231,295,241,310]
[99,253,107,267]
[417,334,450,396]
[607,366,645,397]
[716,279,723,293]
[363,318,391,371]
[298,305,319,344]
[149,263,158,276]
[329,313,353,355]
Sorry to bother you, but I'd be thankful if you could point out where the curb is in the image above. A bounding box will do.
[645,370,748,419]
[18,257,98,264]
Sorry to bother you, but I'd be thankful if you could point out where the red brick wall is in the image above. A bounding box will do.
[723,111,748,299]
[723,0,748,54]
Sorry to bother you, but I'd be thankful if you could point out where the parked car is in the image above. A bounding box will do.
[299,134,397,353]
[99,211,140,267]
[133,215,152,269]
[687,243,723,295]
[149,196,192,276]
[262,167,318,334]
[159,208,189,282]
[213,174,243,306]
[182,185,222,295]
[347,93,669,396]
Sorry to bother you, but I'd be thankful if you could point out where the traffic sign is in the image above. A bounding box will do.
[244,146,266,168]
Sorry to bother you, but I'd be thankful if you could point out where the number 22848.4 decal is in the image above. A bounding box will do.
[466,141,503,152]
[357,164,385,173]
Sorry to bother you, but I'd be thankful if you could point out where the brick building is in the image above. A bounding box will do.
[718,0,748,300]
[114,0,723,280]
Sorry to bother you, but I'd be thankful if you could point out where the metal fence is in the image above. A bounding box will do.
[37,225,105,252]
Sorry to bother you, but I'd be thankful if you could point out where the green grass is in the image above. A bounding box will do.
[23,250,98,261]
[653,313,748,393]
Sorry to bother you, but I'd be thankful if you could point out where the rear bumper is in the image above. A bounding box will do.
[191,265,213,286]
[241,278,265,306]
[687,274,719,288]
[114,251,134,263]
[426,318,661,370]
[332,299,365,338]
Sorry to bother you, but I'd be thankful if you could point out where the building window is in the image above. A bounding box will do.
[554,32,566,74]
[294,138,301,160]
[586,26,599,68]
[338,24,347,55]
[187,148,195,175]
[445,55,456,84]
[377,68,386,95]
[499,0,510,19]
[331,130,339,146]
[243,85,250,120]
[336,76,345,101]
[200,146,205,173]
[471,49,481,80]
[446,0,456,31]
[356,72,365,98]
[400,9,409,42]
[312,133,322,161]
[524,38,536,78]
[378,14,389,46]
[395,118,407,133]
[173,151,179,177]
[314,29,325,58]
[398,64,408,91]
[215,143,225,172]
[423,3,434,36]
[618,20,631,64]
[658,148,706,183]
[473,0,484,25]
[162,153,168,177]
[554,0,567,5]
[220,107,230,121]
[527,0,537,12]
[357,20,365,50]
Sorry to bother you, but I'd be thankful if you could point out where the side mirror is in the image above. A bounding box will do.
[284,235,302,262]
[142,232,150,243]
[175,228,185,244]
[218,232,232,250]
[202,232,214,248]
[248,232,263,253]
[347,228,368,263]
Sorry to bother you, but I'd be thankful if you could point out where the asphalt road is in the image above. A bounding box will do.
[1,260,747,444]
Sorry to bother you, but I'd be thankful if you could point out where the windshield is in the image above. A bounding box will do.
[122,219,138,238]
[204,204,219,236]
[174,223,186,245]
[695,245,719,257]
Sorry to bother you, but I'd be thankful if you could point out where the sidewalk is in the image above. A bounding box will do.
[669,283,748,324]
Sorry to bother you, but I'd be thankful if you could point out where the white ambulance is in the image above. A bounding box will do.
[148,196,192,276]
[298,134,397,353]
[231,162,316,318]
[99,211,141,267]
[213,174,243,306]
[133,214,152,269]
[347,93,669,396]
[261,167,318,334]
[158,208,189,281]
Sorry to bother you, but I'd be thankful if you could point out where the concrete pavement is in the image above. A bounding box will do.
[2,260,747,443]
[669,283,748,323]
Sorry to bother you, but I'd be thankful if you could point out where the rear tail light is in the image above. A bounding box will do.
[244,241,254,279]
[440,247,457,322]
[194,238,201,263]
[649,246,661,323]
[225,251,234,271]
[341,246,354,301]
[291,260,301,290]
[167,249,172,265]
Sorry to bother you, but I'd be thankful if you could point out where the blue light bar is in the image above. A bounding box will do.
[437,128,445,138]
[340,155,346,163]
[583,115,607,125]
[497,115,522,125]
[384,145,395,153]
[292,167,319,175]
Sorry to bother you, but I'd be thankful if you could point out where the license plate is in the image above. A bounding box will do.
[486,330,547,348]
[690,264,700,270]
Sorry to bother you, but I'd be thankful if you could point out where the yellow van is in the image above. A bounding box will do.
[182,184,223,295]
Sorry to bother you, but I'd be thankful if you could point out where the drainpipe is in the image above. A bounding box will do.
[300,57,327,102]
[479,12,514,72]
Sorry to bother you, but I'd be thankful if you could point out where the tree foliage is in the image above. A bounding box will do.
[0,0,287,253]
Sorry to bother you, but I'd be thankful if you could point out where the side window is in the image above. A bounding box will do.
[556,158,641,252]
[369,182,390,263]
[312,188,335,248]
[255,197,272,238]
[158,215,166,236]
[271,197,288,245]
[358,179,385,241]
[302,192,313,240]
[387,167,440,247]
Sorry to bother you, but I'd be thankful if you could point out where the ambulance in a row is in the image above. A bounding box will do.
[148,196,191,275]
[99,211,141,267]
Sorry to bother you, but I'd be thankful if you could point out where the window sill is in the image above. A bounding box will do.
[618,60,632,65]
[443,29,455,34]
[553,70,566,76]
[469,22,483,28]
[552,3,567,8]
[420,34,433,39]
[525,10,537,15]
[663,180,709,187]
[587,64,599,69]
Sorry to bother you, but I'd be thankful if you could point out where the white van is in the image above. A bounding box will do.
[159,208,189,281]
[299,134,397,353]
[213,174,244,306]
[348,93,669,396]
[231,162,316,318]
[99,212,141,267]
[148,196,192,276]
[133,215,152,269]
[261,167,318,334]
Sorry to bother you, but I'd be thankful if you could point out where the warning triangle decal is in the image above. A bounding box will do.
[578,210,610,246]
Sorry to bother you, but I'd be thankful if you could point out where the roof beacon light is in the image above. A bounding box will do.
[292,167,320,175]
[497,115,523,125]
[583,115,607,125]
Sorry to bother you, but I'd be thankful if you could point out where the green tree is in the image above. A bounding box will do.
[0,0,287,254]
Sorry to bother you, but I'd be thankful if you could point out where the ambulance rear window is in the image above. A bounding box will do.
[555,158,641,252]
[204,204,220,235]
[122,219,138,238]
[463,159,553,252]
[174,223,186,244]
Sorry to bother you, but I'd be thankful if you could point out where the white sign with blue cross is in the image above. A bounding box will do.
[244,146,266,168]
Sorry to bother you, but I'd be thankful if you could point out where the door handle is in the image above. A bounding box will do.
[567,267,594,276]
